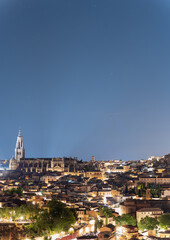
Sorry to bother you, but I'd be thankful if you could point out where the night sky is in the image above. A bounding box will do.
[0,0,170,161]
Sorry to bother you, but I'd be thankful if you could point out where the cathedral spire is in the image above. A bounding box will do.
[18,129,22,137]
[15,129,25,161]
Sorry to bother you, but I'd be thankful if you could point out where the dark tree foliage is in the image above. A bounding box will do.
[26,199,76,238]
[124,184,128,194]
[98,206,113,225]
[137,183,162,198]
[158,213,170,230]
[0,202,41,221]
[138,216,158,231]
[95,218,103,232]
[5,187,23,197]
[70,208,78,221]
[115,214,136,226]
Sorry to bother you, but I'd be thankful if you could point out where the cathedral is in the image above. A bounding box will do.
[9,130,25,170]
[9,130,78,173]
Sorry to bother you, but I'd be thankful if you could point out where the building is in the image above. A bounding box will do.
[9,130,25,170]
[9,130,78,173]
[15,129,25,161]
[136,208,163,222]
[161,189,170,199]
[116,225,139,240]
[98,224,115,240]
[120,199,170,214]
[158,231,170,239]
[138,176,170,185]
[19,157,77,173]
[84,171,103,180]
[40,173,62,183]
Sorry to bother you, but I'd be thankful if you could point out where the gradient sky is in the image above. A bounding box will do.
[0,0,170,161]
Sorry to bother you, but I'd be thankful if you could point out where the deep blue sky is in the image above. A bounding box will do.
[0,0,170,161]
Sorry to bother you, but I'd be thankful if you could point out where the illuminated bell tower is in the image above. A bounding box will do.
[15,129,25,162]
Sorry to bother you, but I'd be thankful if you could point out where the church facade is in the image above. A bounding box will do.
[9,130,77,173]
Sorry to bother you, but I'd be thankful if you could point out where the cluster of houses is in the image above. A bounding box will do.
[0,132,170,239]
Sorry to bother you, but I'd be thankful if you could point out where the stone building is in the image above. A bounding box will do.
[138,176,170,185]
[84,170,103,180]
[120,199,170,215]
[19,156,77,173]
[14,129,25,161]
[136,207,163,222]
[9,130,78,173]
[9,130,25,170]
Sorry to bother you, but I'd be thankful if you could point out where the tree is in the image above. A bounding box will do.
[124,184,128,194]
[115,214,136,226]
[6,187,23,197]
[101,207,113,225]
[95,218,103,232]
[137,183,143,190]
[70,208,78,221]
[98,206,103,216]
[47,200,76,232]
[158,213,170,230]
[0,203,41,221]
[138,216,158,231]
[26,199,76,237]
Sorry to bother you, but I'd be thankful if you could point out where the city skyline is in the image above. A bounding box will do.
[0,0,170,161]
[2,129,167,161]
